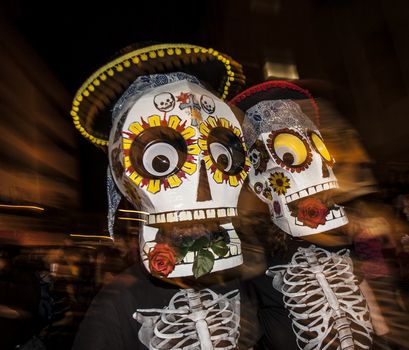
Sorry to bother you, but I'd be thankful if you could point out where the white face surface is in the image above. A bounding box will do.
[109,79,249,277]
[245,100,348,237]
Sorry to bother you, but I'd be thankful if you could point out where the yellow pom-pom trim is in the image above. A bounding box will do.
[71,43,243,146]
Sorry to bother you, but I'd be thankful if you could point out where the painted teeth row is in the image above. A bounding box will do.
[294,207,346,226]
[286,181,338,203]
[325,207,346,221]
[147,208,238,225]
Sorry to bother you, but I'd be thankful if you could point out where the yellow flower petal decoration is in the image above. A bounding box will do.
[199,116,249,187]
[269,172,291,195]
[122,115,198,194]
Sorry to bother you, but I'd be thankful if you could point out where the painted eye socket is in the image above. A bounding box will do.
[130,127,187,179]
[209,143,233,172]
[310,132,331,162]
[273,133,308,168]
[207,127,245,175]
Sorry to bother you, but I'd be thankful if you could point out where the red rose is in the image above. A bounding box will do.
[297,197,329,229]
[148,243,176,277]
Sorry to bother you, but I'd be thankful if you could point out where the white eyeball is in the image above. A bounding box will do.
[143,142,179,177]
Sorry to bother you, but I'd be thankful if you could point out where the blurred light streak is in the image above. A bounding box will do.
[117,217,146,222]
[118,209,149,215]
[0,204,44,211]
[69,234,113,240]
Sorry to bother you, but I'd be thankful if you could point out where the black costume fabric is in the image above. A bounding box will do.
[72,262,259,350]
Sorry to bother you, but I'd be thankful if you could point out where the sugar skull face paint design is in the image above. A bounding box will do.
[243,100,348,237]
[154,92,176,113]
[200,95,216,114]
[109,79,249,277]
[248,140,270,175]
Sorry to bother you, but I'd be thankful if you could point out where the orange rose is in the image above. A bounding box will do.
[148,243,176,277]
[297,197,329,229]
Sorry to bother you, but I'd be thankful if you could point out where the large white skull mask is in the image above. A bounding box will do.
[109,78,249,277]
[243,99,348,237]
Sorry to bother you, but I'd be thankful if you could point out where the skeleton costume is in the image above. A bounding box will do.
[70,44,258,349]
[230,81,374,350]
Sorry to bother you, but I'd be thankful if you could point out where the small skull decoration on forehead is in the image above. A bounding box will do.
[109,75,250,278]
[243,99,348,237]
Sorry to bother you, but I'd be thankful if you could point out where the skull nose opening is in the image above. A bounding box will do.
[322,162,330,178]
[197,160,212,202]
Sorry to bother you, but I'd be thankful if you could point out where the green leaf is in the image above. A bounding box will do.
[180,236,195,248]
[211,239,229,257]
[175,246,189,263]
[188,236,210,252]
[192,249,214,279]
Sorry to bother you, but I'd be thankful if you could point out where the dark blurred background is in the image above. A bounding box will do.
[1,0,409,349]
[2,0,409,222]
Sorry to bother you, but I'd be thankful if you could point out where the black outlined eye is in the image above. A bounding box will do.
[273,133,308,167]
[310,132,332,162]
[207,127,245,175]
[130,127,187,179]
[209,143,232,172]
[267,129,312,172]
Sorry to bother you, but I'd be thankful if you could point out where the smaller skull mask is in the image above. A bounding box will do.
[154,92,175,112]
[243,99,348,237]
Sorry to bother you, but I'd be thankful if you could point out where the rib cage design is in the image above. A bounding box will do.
[267,245,373,350]
[133,288,240,350]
